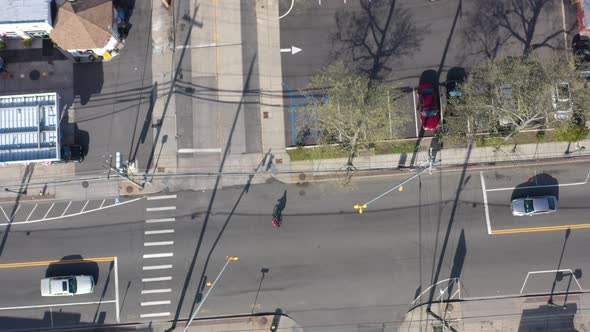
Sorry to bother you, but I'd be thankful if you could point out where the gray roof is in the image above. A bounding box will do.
[0,0,52,24]
[0,93,60,163]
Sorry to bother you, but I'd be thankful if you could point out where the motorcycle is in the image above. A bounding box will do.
[272,204,282,227]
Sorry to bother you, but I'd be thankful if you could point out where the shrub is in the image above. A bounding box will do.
[22,38,32,47]
[554,123,589,142]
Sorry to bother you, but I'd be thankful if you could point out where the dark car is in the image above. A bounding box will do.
[418,83,440,131]
[573,34,590,78]
[61,145,84,163]
[445,67,466,101]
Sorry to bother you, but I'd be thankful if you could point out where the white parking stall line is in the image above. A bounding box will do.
[146,206,176,212]
[81,200,90,213]
[140,312,170,318]
[0,300,116,311]
[99,199,106,208]
[143,265,173,271]
[61,201,72,217]
[144,241,174,247]
[145,229,175,235]
[141,300,171,306]
[143,253,173,259]
[480,172,492,235]
[142,276,172,282]
[141,288,172,295]
[12,205,21,216]
[146,218,175,223]
[26,204,38,221]
[43,203,55,219]
[412,87,419,137]
[147,195,177,201]
[0,207,8,222]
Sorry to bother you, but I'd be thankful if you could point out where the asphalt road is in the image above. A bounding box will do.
[73,0,154,174]
[2,160,590,330]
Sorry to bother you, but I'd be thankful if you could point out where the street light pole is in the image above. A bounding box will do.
[183,256,238,332]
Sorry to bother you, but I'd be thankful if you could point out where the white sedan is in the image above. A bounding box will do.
[40,276,94,296]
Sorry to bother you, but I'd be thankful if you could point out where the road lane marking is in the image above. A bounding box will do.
[81,200,90,213]
[0,197,142,226]
[140,312,170,318]
[147,195,177,200]
[144,241,174,247]
[43,203,55,219]
[0,207,8,221]
[145,229,174,235]
[141,300,171,306]
[480,172,492,235]
[99,199,106,208]
[146,218,175,223]
[141,288,172,294]
[486,181,586,192]
[146,206,176,212]
[0,256,115,269]
[143,265,173,271]
[26,204,38,221]
[142,276,172,282]
[143,253,173,259]
[492,223,590,235]
[0,300,116,311]
[61,201,72,217]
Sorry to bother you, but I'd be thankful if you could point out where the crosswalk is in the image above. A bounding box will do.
[139,194,177,319]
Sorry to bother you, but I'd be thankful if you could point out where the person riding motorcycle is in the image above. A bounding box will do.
[272,204,282,227]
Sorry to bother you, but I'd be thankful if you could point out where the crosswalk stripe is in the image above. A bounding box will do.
[140,312,170,318]
[143,253,173,259]
[147,195,177,201]
[142,276,172,282]
[146,206,176,212]
[144,241,174,247]
[145,229,175,235]
[141,300,171,306]
[143,265,173,271]
[141,288,172,295]
[146,218,175,223]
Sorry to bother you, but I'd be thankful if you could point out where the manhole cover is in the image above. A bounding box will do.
[299,173,306,181]
[81,181,89,188]
[29,70,40,80]
[126,186,134,193]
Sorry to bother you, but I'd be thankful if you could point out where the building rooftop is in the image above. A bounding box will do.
[0,93,60,164]
[0,0,52,25]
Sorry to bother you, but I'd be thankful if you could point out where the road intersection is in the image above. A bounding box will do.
[0,160,589,330]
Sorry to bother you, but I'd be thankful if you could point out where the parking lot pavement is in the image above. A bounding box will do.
[479,165,590,235]
[0,257,119,330]
[0,197,141,225]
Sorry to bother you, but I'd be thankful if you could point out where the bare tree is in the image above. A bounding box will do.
[332,0,424,80]
[449,55,552,146]
[309,63,408,181]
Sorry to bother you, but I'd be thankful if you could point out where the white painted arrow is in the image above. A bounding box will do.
[280,46,302,55]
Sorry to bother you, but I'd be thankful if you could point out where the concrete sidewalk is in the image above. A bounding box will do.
[400,292,590,332]
[114,314,303,332]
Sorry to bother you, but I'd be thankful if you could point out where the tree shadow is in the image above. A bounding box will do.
[330,0,426,81]
[461,0,575,59]
[510,173,559,201]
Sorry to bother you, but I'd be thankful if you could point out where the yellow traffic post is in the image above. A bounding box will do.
[354,204,367,214]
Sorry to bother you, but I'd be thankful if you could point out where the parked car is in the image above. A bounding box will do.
[573,34,590,78]
[511,196,558,216]
[40,276,94,296]
[418,83,440,131]
[552,81,573,120]
[445,67,466,101]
